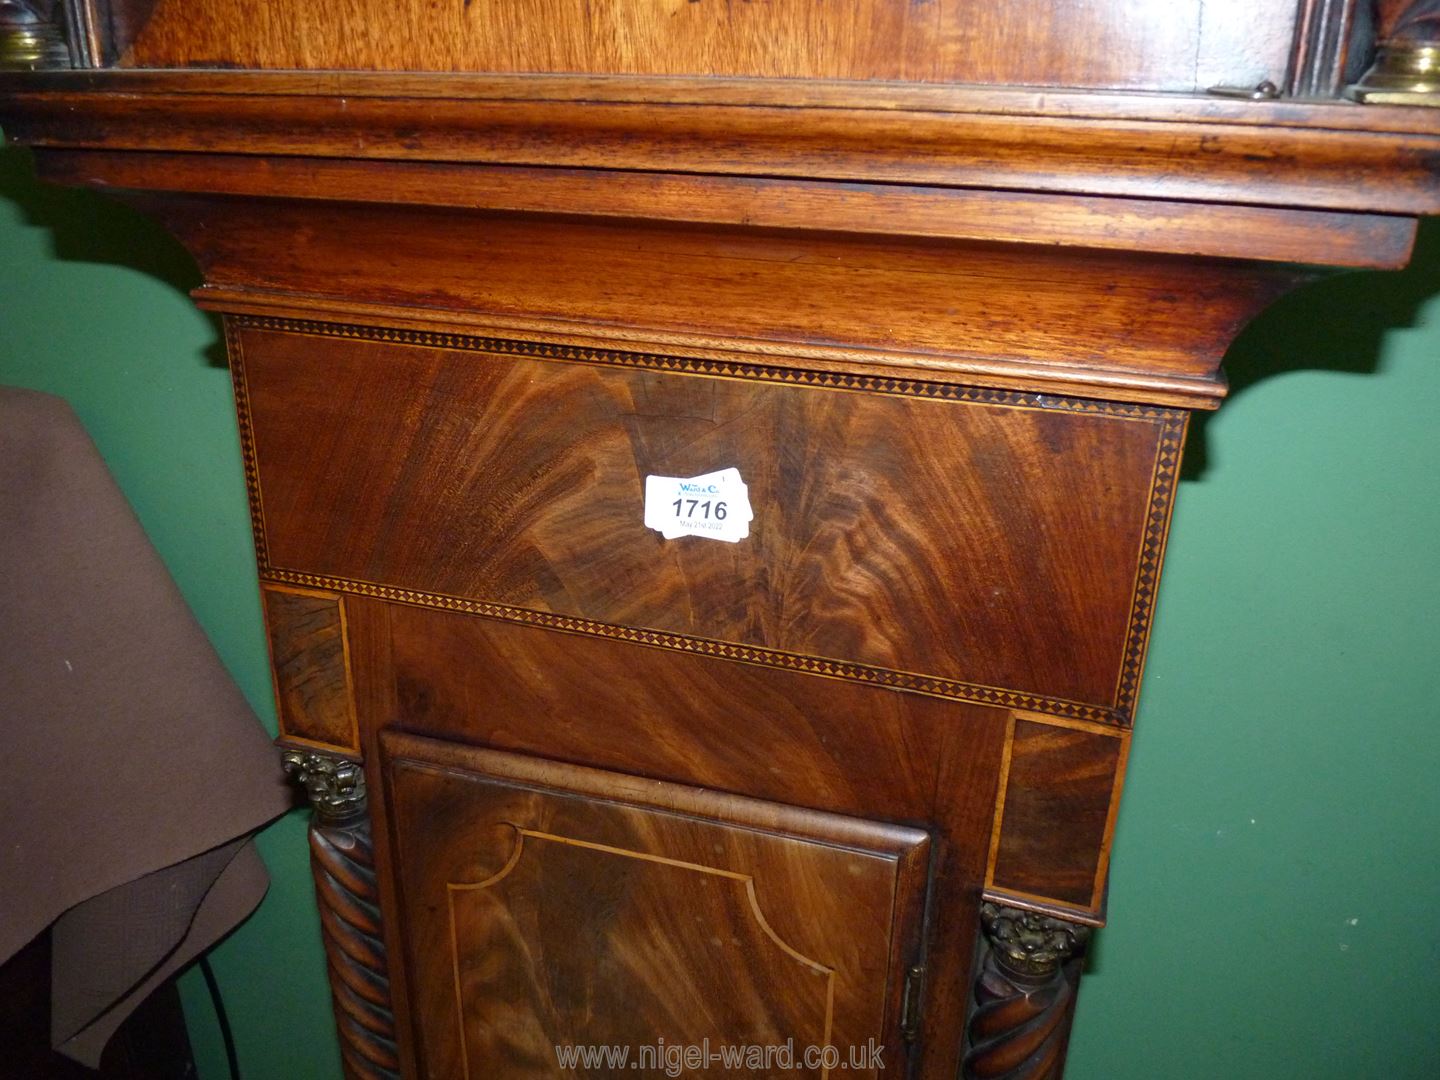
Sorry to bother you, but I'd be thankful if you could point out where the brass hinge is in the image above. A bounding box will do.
[900,964,926,1042]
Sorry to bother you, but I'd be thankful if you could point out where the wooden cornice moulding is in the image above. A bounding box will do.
[29,150,1419,270]
[6,72,1439,408]
[187,291,1237,411]
[15,69,1440,128]
[8,75,1437,409]
[113,191,1303,410]
[5,72,1440,213]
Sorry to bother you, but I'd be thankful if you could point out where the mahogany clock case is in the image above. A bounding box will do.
[4,2,1440,1079]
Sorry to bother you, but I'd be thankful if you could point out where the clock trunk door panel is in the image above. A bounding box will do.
[379,730,930,1080]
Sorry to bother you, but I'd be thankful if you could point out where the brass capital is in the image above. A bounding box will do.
[980,902,1091,982]
[283,750,368,825]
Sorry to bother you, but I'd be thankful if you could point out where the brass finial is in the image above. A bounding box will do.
[1349,0,1440,105]
[0,1,70,71]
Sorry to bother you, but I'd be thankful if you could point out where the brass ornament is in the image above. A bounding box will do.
[980,902,1091,980]
[0,0,70,70]
[282,749,368,824]
[1349,0,1440,106]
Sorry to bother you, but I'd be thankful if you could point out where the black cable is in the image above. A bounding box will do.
[199,956,242,1080]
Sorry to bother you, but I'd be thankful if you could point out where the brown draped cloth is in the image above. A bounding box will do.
[0,386,291,1064]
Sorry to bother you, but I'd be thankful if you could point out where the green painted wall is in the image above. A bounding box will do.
[2,141,1436,1080]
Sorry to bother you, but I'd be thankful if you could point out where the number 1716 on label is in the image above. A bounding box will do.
[672,498,728,521]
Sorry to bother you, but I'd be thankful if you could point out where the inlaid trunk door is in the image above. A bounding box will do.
[380,730,931,1079]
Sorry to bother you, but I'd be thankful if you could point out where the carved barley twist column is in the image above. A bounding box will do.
[962,903,1092,1080]
[283,751,401,1080]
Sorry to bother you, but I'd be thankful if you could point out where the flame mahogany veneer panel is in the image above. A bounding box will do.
[380,731,931,1079]
[989,718,1127,909]
[236,324,1179,720]
[261,584,358,753]
[378,601,1007,826]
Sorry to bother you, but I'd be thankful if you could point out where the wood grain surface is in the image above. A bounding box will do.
[109,0,1298,92]
[234,323,1179,722]
[151,200,1312,411]
[263,585,358,753]
[33,150,1417,271]
[10,75,1440,218]
[988,718,1127,913]
[141,200,1306,408]
[19,67,1440,128]
[381,731,930,1079]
